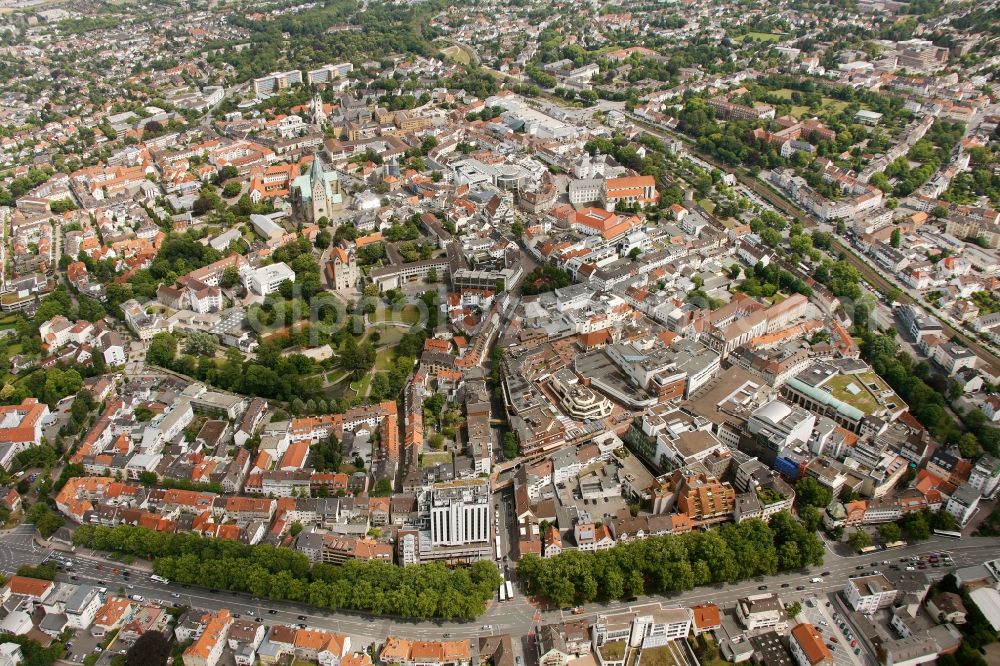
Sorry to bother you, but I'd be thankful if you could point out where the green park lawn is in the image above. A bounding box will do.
[735,31,783,42]
[370,304,421,326]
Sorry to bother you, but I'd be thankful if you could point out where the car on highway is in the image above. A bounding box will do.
[796,586,805,591]
[171,593,180,598]
[482,625,491,630]
[821,571,830,576]
[856,565,865,570]
[830,637,838,643]
[757,585,768,590]
[247,611,255,616]
[297,616,307,621]
[781,583,789,588]
[268,610,278,615]
[209,589,219,594]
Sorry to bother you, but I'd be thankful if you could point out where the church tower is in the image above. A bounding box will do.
[309,93,327,127]
[309,153,329,222]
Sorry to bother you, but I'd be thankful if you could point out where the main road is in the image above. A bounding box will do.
[5,528,999,647]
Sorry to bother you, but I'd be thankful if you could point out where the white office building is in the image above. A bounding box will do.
[253,70,302,96]
[306,63,354,84]
[944,482,981,526]
[242,263,296,296]
[845,574,897,613]
[736,594,788,631]
[429,479,490,546]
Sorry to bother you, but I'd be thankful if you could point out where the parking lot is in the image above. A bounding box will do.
[64,628,103,663]
[798,594,865,666]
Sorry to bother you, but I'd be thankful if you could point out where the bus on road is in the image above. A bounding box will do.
[505,580,514,600]
[933,529,962,539]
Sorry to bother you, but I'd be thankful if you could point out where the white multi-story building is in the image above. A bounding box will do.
[735,594,788,631]
[944,482,980,526]
[429,479,490,547]
[748,399,816,448]
[844,574,897,613]
[567,178,603,205]
[306,63,354,84]
[65,586,102,630]
[253,70,302,96]
[242,262,296,296]
[633,609,692,647]
[140,399,194,451]
[95,330,126,366]
[969,455,1000,498]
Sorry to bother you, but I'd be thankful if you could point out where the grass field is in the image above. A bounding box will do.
[325,369,349,384]
[420,452,453,468]
[374,347,394,371]
[370,304,421,326]
[735,31,783,42]
[440,45,472,65]
[350,372,372,397]
[791,97,850,119]
[698,198,716,213]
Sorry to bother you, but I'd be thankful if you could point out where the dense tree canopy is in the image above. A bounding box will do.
[518,514,822,608]
[73,524,501,619]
